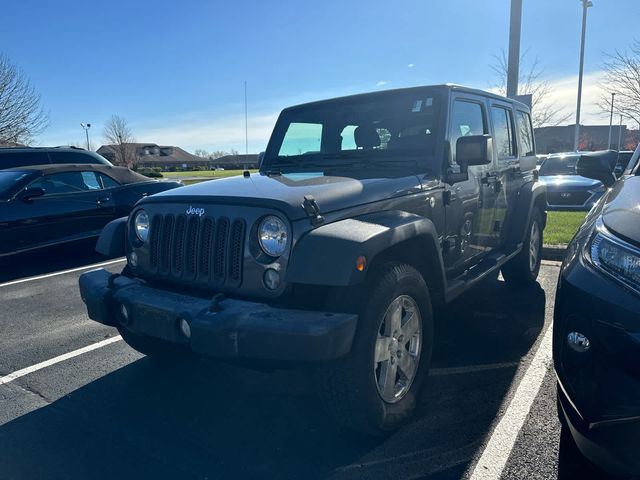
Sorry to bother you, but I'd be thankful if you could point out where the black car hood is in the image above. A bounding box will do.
[141,172,423,220]
[602,175,640,245]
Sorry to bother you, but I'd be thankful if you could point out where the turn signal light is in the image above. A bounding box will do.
[356,256,367,272]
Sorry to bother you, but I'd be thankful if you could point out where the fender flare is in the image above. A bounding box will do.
[286,210,446,288]
[505,181,547,247]
[95,217,127,257]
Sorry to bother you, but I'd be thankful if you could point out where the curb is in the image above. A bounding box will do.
[542,244,567,262]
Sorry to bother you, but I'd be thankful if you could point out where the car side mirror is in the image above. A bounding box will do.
[577,152,617,188]
[456,135,493,168]
[17,187,46,202]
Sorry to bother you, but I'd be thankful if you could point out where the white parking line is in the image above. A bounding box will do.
[0,336,123,386]
[0,258,126,288]
[468,324,553,480]
[430,362,518,377]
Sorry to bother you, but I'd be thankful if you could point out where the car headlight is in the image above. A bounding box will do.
[134,210,150,243]
[588,219,640,293]
[258,215,288,257]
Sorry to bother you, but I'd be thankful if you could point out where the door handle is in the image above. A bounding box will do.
[97,195,111,204]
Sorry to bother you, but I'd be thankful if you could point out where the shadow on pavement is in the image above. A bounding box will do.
[0,239,118,283]
[0,279,547,479]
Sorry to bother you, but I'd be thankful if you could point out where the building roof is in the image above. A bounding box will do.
[97,143,203,164]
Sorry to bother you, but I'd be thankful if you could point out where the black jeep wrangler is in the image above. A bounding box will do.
[79,85,546,434]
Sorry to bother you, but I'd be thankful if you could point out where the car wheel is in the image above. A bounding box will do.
[117,326,189,363]
[318,263,433,435]
[502,208,543,287]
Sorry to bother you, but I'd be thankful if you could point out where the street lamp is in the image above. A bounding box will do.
[573,0,593,152]
[608,92,616,149]
[80,123,91,150]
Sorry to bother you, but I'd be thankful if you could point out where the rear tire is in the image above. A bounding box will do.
[502,208,543,287]
[117,326,188,363]
[318,263,433,435]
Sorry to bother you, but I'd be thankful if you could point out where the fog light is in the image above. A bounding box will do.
[179,318,191,339]
[567,332,591,353]
[129,251,138,267]
[263,268,281,290]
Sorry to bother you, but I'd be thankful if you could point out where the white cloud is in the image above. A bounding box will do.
[376,81,388,87]
[407,63,415,68]
[542,71,608,125]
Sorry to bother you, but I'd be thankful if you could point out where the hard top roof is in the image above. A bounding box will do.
[283,84,530,112]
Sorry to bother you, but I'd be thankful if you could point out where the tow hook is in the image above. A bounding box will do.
[209,293,226,312]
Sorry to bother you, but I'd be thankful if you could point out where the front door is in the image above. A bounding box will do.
[443,95,498,273]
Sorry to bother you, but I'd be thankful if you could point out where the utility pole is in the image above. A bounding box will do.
[80,123,91,150]
[506,0,523,99]
[608,92,615,149]
[574,0,593,151]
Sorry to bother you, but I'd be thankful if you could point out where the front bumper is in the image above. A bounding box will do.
[554,253,640,476]
[79,268,358,362]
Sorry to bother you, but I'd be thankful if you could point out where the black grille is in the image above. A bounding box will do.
[547,191,591,206]
[147,214,245,287]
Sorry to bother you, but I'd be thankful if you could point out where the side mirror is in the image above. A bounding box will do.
[17,187,46,202]
[577,151,617,188]
[258,151,265,168]
[456,135,493,168]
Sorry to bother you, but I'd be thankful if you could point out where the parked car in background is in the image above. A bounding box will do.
[538,152,607,211]
[0,146,112,170]
[554,148,640,478]
[0,164,181,259]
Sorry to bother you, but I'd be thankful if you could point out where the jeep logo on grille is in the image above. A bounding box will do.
[560,193,572,198]
[186,206,205,216]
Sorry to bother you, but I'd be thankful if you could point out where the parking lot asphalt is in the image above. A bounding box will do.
[0,254,609,480]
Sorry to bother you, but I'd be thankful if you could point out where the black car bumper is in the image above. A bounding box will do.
[79,268,358,362]
[554,254,640,476]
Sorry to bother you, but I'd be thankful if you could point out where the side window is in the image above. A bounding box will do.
[98,173,119,188]
[491,106,517,159]
[49,151,96,164]
[340,125,358,150]
[0,151,50,168]
[516,111,535,156]
[278,122,323,156]
[450,100,486,164]
[29,171,99,195]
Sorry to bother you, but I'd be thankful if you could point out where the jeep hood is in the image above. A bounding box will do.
[141,172,423,220]
[602,175,640,246]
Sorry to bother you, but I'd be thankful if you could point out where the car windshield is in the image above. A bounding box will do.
[539,156,578,176]
[263,89,442,176]
[0,171,30,198]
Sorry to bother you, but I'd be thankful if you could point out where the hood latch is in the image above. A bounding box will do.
[302,195,325,227]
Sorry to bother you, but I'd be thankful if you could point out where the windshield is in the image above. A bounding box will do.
[539,156,578,176]
[263,89,443,176]
[0,171,31,198]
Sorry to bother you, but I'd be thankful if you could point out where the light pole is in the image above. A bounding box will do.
[573,0,593,152]
[608,92,615,149]
[80,123,91,150]
[506,0,523,99]
[617,115,623,151]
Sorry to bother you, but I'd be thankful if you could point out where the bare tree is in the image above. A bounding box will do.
[211,150,229,159]
[491,50,571,128]
[597,41,640,128]
[194,148,210,158]
[0,54,48,145]
[103,115,136,166]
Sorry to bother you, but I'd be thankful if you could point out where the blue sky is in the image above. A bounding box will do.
[2,0,639,152]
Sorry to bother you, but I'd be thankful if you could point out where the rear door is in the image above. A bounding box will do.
[487,102,520,248]
[13,171,116,251]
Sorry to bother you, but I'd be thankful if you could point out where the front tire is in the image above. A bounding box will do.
[502,208,543,287]
[318,263,433,435]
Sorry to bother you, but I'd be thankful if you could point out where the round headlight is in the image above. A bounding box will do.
[134,210,150,243]
[258,216,288,257]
